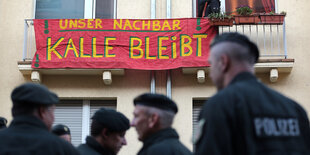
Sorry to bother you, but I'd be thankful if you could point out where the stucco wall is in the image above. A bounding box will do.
[0,0,33,122]
[267,0,310,114]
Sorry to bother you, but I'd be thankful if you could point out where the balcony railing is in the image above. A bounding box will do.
[22,19,288,61]
[23,19,36,61]
[218,23,287,59]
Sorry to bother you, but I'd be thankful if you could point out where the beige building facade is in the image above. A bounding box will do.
[0,0,310,154]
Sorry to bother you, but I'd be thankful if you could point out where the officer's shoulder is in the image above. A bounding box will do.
[146,142,171,154]
[77,143,100,155]
[46,132,75,148]
[207,88,234,106]
[147,140,191,154]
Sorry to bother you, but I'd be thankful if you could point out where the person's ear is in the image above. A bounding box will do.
[148,113,159,128]
[220,54,230,73]
[37,106,46,119]
[101,128,109,139]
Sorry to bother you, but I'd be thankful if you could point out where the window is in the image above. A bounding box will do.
[53,99,116,147]
[225,0,275,14]
[192,99,206,149]
[195,0,276,17]
[53,100,83,146]
[35,0,116,19]
[95,0,115,18]
[35,0,85,19]
[192,99,205,138]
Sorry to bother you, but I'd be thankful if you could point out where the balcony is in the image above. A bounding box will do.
[19,19,293,83]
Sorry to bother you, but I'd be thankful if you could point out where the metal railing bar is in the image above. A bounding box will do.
[270,25,273,54]
[22,20,29,61]
[256,25,259,47]
[263,25,266,54]
[277,25,280,55]
[283,20,288,59]
[242,25,244,34]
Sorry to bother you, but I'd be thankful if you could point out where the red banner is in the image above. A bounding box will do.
[32,18,217,70]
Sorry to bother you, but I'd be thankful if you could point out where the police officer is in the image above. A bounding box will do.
[194,32,310,154]
[131,93,192,155]
[0,83,79,154]
[0,117,7,129]
[77,108,130,155]
[52,124,72,143]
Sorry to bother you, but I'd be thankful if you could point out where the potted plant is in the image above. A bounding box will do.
[234,6,260,24]
[207,12,234,26]
[259,11,286,25]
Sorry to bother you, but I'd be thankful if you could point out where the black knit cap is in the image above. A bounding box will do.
[134,93,178,114]
[52,124,71,136]
[92,108,130,132]
[0,117,7,128]
[11,83,59,106]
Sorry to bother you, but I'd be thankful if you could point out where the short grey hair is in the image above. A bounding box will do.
[144,106,175,128]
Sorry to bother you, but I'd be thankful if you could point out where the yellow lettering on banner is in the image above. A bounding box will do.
[64,38,79,58]
[171,38,177,59]
[95,19,103,28]
[161,20,171,31]
[80,38,90,58]
[145,37,155,59]
[173,20,181,30]
[133,20,141,30]
[78,19,86,28]
[47,37,64,60]
[87,19,94,28]
[114,19,122,29]
[105,37,116,57]
[158,36,169,59]
[193,34,208,57]
[181,35,193,56]
[92,38,103,58]
[152,20,161,31]
[59,19,68,29]
[142,20,150,30]
[69,20,77,28]
[123,19,133,30]
[130,37,143,59]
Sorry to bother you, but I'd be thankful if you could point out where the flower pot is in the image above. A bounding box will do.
[209,18,234,26]
[259,14,285,25]
[234,15,260,25]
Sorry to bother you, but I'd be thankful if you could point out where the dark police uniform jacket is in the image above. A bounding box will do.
[138,128,192,155]
[77,136,115,155]
[194,72,310,155]
[0,115,79,155]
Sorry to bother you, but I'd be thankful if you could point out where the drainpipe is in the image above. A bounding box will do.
[166,0,172,98]
[150,0,156,93]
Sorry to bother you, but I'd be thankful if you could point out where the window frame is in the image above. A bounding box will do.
[193,0,279,17]
[33,0,117,19]
[53,99,117,146]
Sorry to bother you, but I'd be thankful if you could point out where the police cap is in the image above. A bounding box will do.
[11,83,59,106]
[134,93,178,114]
[0,117,7,128]
[52,124,71,136]
[92,108,130,132]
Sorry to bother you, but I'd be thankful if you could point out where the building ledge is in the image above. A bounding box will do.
[182,59,294,83]
[18,61,125,75]
[18,61,124,85]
